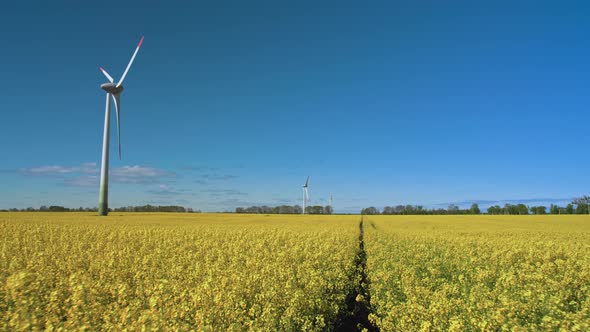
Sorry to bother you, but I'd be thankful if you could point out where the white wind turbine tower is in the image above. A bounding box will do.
[329,193,333,214]
[302,176,310,215]
[97,36,144,216]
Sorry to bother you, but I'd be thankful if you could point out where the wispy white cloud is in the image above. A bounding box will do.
[63,175,98,187]
[201,189,248,197]
[201,174,238,181]
[15,163,176,187]
[272,198,294,203]
[110,166,176,184]
[180,165,220,172]
[179,165,238,183]
[148,184,185,196]
[19,163,98,176]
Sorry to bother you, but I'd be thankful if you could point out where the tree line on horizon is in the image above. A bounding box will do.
[361,203,481,215]
[361,196,590,215]
[4,196,590,215]
[235,205,334,214]
[1,204,200,213]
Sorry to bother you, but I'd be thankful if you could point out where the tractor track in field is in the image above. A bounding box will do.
[333,217,379,331]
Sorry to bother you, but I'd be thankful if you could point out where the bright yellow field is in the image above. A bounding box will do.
[0,213,359,331]
[2,213,590,331]
[364,215,590,331]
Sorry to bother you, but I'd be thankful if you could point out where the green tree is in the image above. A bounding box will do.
[470,203,481,214]
[530,206,547,214]
[487,205,502,215]
[361,207,380,215]
[575,203,588,214]
[516,204,529,215]
[504,204,515,215]
[447,204,459,215]
[382,206,394,215]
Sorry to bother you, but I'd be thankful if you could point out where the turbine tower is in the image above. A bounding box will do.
[97,36,144,216]
[329,193,333,214]
[302,176,310,215]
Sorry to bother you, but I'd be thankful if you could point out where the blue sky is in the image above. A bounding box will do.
[1,1,590,212]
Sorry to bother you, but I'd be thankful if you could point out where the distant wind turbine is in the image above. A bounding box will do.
[329,193,333,214]
[97,36,144,216]
[302,176,310,214]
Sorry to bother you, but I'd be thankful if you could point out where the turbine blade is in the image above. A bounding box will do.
[117,36,144,88]
[112,94,121,159]
[304,176,309,187]
[99,66,114,83]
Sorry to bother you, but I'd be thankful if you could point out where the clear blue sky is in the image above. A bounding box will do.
[1,1,590,212]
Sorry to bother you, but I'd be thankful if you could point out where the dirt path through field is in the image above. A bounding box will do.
[333,217,378,331]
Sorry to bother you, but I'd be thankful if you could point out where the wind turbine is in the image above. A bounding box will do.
[97,36,144,216]
[329,193,333,214]
[302,176,310,214]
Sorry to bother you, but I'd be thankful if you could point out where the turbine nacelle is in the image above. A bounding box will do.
[100,83,124,95]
